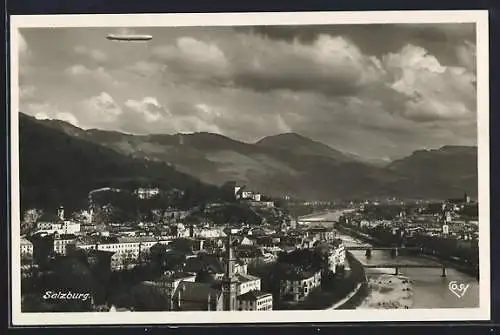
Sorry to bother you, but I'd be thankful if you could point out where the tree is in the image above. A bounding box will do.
[127,283,171,311]
[170,238,194,253]
[195,266,215,283]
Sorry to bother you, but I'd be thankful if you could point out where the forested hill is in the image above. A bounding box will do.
[19,113,219,212]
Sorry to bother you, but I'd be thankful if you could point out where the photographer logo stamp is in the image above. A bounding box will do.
[448,281,470,298]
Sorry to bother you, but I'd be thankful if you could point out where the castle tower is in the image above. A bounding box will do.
[57,206,65,221]
[222,228,238,311]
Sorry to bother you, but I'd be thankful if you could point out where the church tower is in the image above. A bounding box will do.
[222,228,238,311]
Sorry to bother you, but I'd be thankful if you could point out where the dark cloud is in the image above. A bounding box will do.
[152,33,385,97]
[236,23,475,67]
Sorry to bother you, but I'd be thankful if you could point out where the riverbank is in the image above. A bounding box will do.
[357,273,413,309]
[332,253,369,310]
[333,227,415,309]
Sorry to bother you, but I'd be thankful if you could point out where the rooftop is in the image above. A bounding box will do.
[184,255,224,274]
[234,273,260,283]
[160,271,197,281]
[116,236,159,243]
[173,281,222,303]
[55,233,77,240]
[85,249,115,257]
[237,290,272,301]
[20,237,32,244]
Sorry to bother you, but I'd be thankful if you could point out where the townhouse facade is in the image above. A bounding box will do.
[236,291,273,311]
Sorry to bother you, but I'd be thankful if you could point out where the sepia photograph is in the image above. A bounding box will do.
[10,11,490,325]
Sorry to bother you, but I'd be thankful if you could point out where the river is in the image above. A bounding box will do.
[302,210,480,309]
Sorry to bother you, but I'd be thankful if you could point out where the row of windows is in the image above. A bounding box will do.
[257,297,272,306]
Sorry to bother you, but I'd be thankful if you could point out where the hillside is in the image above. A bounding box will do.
[387,146,478,198]
[19,113,218,212]
[255,132,355,163]
[23,114,479,201]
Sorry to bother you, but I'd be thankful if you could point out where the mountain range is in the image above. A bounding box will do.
[19,112,478,209]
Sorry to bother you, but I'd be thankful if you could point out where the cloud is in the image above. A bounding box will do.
[34,112,49,120]
[383,44,476,123]
[65,64,122,86]
[230,34,383,96]
[20,85,37,100]
[124,97,172,123]
[128,61,167,77]
[121,98,222,134]
[56,112,80,126]
[25,102,54,118]
[80,92,123,124]
[455,41,476,72]
[65,64,92,76]
[25,102,79,126]
[74,45,107,62]
[241,23,476,66]
[153,37,229,79]
[275,113,292,133]
[18,32,28,55]
[155,37,228,69]
[18,32,32,75]
[173,115,222,135]
[151,33,384,96]
[195,103,222,118]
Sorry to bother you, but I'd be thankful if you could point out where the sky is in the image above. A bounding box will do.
[18,23,477,161]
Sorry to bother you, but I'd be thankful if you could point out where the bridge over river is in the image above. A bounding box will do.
[299,210,479,309]
[363,263,448,276]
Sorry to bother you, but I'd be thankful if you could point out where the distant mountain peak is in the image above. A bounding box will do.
[255,132,356,163]
[410,145,477,157]
[256,132,311,143]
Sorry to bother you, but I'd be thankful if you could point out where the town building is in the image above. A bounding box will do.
[192,227,225,238]
[235,273,261,295]
[315,240,346,274]
[76,236,171,270]
[234,186,242,199]
[280,268,322,302]
[305,227,336,242]
[240,236,255,246]
[247,201,275,208]
[171,281,224,311]
[36,220,62,232]
[53,233,77,255]
[20,237,33,258]
[236,291,273,311]
[141,272,197,302]
[241,191,254,200]
[62,221,81,235]
[134,187,160,199]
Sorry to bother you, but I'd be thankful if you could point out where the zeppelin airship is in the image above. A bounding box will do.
[106,34,153,41]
